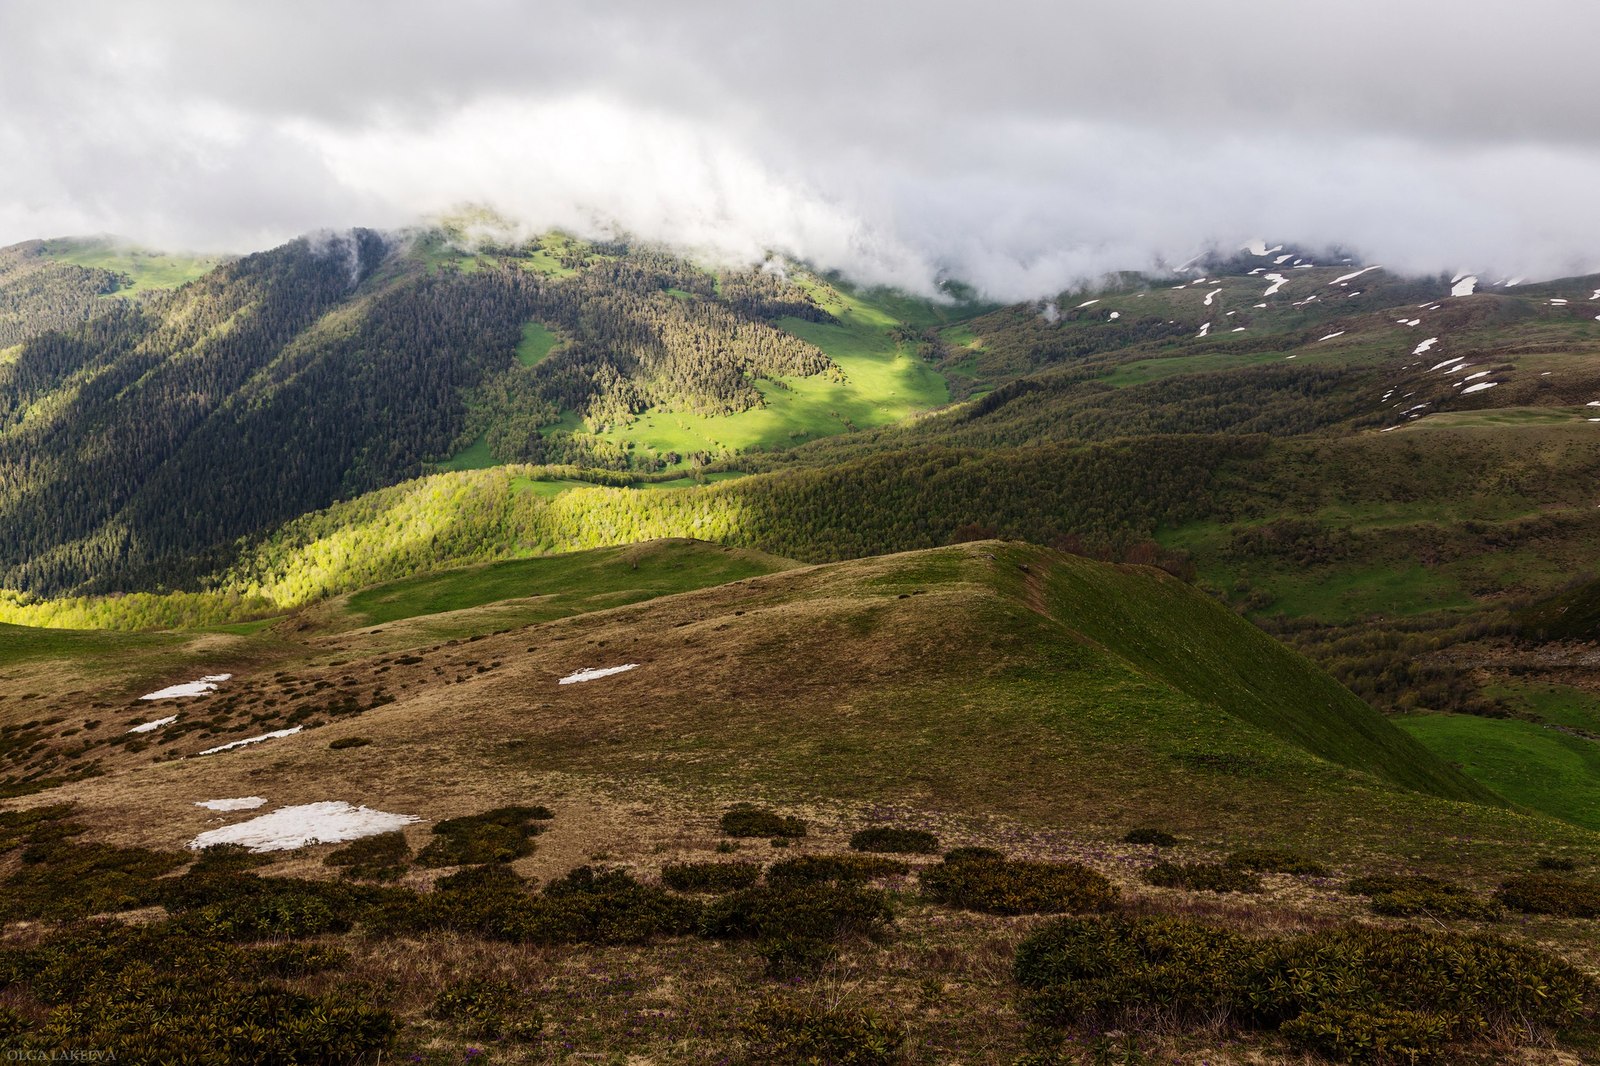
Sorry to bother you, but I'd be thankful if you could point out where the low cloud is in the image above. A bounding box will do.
[3,0,1598,300]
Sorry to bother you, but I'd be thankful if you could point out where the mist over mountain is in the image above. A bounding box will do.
[5,1,1600,299]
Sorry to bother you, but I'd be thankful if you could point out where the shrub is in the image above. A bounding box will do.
[1122,828,1178,848]
[1347,874,1501,920]
[703,884,893,977]
[920,853,1118,915]
[370,863,538,940]
[328,736,371,750]
[428,977,542,1041]
[741,1000,904,1065]
[1017,916,1596,1064]
[246,943,351,979]
[1226,847,1329,877]
[1015,915,1255,1029]
[524,866,701,945]
[1143,861,1263,894]
[767,854,909,887]
[849,827,939,853]
[416,804,553,867]
[721,805,807,839]
[1537,856,1579,872]
[1,838,186,920]
[324,830,411,881]
[660,860,762,893]
[1496,874,1600,918]
[1280,1005,1453,1065]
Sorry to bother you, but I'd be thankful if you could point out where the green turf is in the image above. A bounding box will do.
[1399,713,1600,830]
[438,435,495,471]
[1104,349,1295,387]
[341,539,793,628]
[514,321,560,367]
[38,238,224,295]
[578,283,951,465]
[1488,682,1600,735]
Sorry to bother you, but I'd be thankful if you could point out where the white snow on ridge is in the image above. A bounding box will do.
[1396,318,1421,327]
[1318,332,1346,341]
[1244,239,1283,256]
[559,664,640,685]
[1203,288,1222,306]
[1461,371,1490,382]
[128,715,177,734]
[1551,299,1568,305]
[141,674,232,700]
[1331,266,1380,285]
[1262,273,1288,297]
[1451,275,1478,297]
[198,726,302,756]
[196,797,267,812]
[188,801,419,853]
[1462,381,1498,394]
[1273,254,1293,265]
[1414,338,1441,356]
[1077,299,1099,308]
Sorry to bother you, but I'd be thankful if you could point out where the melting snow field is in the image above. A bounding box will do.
[188,801,420,853]
[1331,266,1380,284]
[1462,381,1498,394]
[1451,275,1478,297]
[1318,332,1345,341]
[1196,323,1211,338]
[1262,274,1287,296]
[1414,338,1441,356]
[128,715,177,734]
[1077,299,1099,307]
[559,664,640,685]
[141,674,232,700]
[1203,288,1222,306]
[198,726,302,756]
[196,797,267,812]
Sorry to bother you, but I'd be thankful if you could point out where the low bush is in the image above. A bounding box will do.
[920,852,1118,915]
[1143,861,1262,894]
[328,736,371,750]
[660,860,762,893]
[527,866,700,945]
[1122,828,1178,848]
[849,827,939,854]
[1016,916,1596,1064]
[721,805,807,839]
[416,804,553,867]
[324,830,411,881]
[741,1000,905,1065]
[703,884,893,977]
[1226,847,1329,877]
[766,854,910,887]
[1,838,186,920]
[246,943,352,979]
[428,977,542,1041]
[1537,856,1579,872]
[1347,873,1501,921]
[1496,874,1600,918]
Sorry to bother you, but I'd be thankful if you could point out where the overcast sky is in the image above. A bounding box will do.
[3,0,1599,298]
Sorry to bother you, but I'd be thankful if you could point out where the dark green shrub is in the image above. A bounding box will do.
[1226,847,1329,877]
[1015,915,1255,1028]
[1537,856,1579,872]
[523,866,700,945]
[1122,828,1178,848]
[661,860,762,893]
[1017,915,1595,1063]
[1,838,185,920]
[703,884,893,977]
[189,843,273,874]
[416,804,552,867]
[849,827,939,853]
[158,870,385,941]
[741,1000,904,1064]
[0,803,81,851]
[1280,1005,1452,1065]
[721,804,807,839]
[1496,874,1600,918]
[1142,861,1263,894]
[324,830,411,881]
[246,943,351,979]
[1347,874,1457,897]
[1347,873,1500,920]
[328,736,371,750]
[767,854,909,887]
[428,977,542,1041]
[370,863,537,939]
[920,853,1118,914]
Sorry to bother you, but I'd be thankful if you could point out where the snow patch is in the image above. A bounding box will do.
[1108,311,1120,319]
[1462,381,1498,394]
[1273,254,1293,265]
[1414,338,1441,356]
[196,797,267,812]
[1550,299,1568,305]
[188,801,420,853]
[1203,288,1222,306]
[1451,276,1478,297]
[1262,274,1288,297]
[128,715,177,734]
[1076,299,1099,308]
[198,726,302,756]
[1318,332,1345,341]
[1244,239,1282,256]
[1332,266,1380,284]
[559,664,640,685]
[1396,318,1421,327]
[141,674,232,700]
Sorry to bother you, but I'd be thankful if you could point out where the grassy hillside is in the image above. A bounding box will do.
[36,236,227,296]
[7,541,1600,1062]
